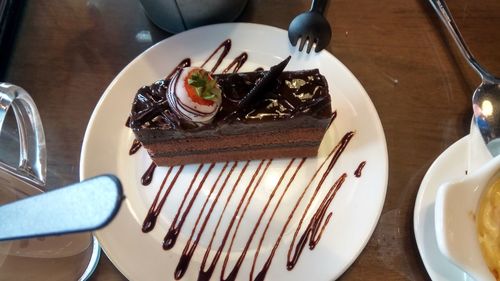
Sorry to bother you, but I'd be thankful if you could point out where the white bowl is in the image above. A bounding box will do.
[435,155,500,281]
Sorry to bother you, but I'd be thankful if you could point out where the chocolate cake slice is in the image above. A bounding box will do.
[128,63,332,166]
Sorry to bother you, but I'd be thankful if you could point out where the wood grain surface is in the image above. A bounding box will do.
[2,0,500,280]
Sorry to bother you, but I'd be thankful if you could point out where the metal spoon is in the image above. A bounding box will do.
[288,0,331,53]
[429,0,500,156]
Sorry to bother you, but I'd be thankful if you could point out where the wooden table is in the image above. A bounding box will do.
[2,0,500,280]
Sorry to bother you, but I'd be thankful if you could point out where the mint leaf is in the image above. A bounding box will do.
[187,69,221,101]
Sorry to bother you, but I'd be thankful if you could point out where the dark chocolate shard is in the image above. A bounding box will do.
[231,56,291,116]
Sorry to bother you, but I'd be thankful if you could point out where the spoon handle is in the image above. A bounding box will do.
[428,0,495,82]
[0,175,122,241]
[310,0,328,14]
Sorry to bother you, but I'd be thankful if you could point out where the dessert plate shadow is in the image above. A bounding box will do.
[80,23,388,281]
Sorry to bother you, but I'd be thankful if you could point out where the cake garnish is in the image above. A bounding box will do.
[187,69,221,103]
[167,67,222,125]
[238,56,291,109]
[225,56,291,121]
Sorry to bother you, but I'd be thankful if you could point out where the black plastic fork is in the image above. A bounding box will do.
[288,0,332,53]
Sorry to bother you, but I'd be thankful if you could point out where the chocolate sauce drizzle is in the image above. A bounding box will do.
[139,131,356,280]
[355,161,366,177]
[328,110,338,128]
[286,131,354,270]
[219,158,275,280]
[172,161,235,279]
[308,173,347,250]
[201,39,232,74]
[221,158,297,281]
[163,163,215,250]
[249,157,306,280]
[287,173,347,268]
[252,131,355,280]
[129,139,142,155]
[193,161,250,280]
[167,58,192,80]
[196,160,269,281]
[142,165,183,232]
[141,162,157,186]
[129,39,363,280]
[222,52,248,74]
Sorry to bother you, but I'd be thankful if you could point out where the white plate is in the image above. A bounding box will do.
[80,23,388,281]
[414,136,473,281]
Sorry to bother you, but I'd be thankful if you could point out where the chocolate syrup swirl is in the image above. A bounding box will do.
[355,161,366,177]
[163,163,215,250]
[138,130,356,280]
[287,173,347,269]
[308,173,347,249]
[221,158,295,281]
[171,162,234,280]
[220,158,273,280]
[197,160,269,281]
[222,52,248,74]
[194,161,249,280]
[142,165,184,232]
[201,39,232,74]
[253,131,355,280]
[167,58,191,80]
[129,139,142,155]
[328,110,338,128]
[286,131,354,270]
[250,158,306,280]
[141,162,156,186]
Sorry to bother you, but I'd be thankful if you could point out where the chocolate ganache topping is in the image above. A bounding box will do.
[129,68,331,131]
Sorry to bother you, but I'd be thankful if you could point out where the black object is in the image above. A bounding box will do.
[139,0,248,34]
[234,56,291,111]
[0,0,24,80]
[288,0,332,53]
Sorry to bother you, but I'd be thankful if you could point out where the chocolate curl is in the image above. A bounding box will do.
[224,56,291,120]
[238,56,291,109]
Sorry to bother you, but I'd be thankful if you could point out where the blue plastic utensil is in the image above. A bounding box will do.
[0,175,123,241]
